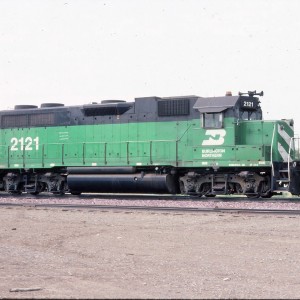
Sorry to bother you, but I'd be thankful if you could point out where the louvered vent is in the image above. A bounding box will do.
[158,99,190,116]
[1,113,57,128]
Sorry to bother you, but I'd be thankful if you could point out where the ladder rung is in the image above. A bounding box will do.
[276,179,290,183]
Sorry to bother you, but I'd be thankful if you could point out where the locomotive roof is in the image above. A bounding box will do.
[193,96,240,113]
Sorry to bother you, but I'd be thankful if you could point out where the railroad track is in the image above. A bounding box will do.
[0,192,300,202]
[1,201,300,215]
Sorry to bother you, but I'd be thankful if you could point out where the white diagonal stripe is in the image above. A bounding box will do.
[278,124,294,151]
[278,142,291,162]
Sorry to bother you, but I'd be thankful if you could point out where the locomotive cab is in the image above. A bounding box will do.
[237,91,263,121]
[194,90,263,130]
[188,90,294,198]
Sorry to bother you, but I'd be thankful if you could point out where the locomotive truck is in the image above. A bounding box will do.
[0,90,300,198]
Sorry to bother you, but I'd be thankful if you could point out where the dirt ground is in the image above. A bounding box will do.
[0,206,300,299]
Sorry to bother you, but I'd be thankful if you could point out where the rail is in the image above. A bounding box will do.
[1,201,300,215]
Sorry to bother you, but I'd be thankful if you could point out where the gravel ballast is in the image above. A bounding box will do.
[0,202,300,299]
[1,193,300,211]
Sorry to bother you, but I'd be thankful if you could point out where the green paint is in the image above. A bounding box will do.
[0,117,294,169]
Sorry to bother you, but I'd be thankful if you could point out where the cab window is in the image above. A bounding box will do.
[202,112,223,128]
[240,111,259,120]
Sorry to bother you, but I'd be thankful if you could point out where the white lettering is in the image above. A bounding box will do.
[243,101,254,107]
[201,148,226,158]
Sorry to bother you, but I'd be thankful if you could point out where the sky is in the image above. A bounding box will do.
[1,0,300,132]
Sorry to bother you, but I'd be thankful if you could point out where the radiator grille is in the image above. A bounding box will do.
[158,99,190,116]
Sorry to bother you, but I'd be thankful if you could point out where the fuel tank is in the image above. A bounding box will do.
[67,173,178,194]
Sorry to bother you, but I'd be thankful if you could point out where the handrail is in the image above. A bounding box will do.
[288,137,294,182]
[7,146,10,168]
[288,137,300,182]
[270,124,276,177]
[178,124,193,141]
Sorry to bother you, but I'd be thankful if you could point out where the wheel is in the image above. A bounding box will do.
[246,193,260,199]
[30,191,40,195]
[261,191,273,198]
[259,181,273,198]
[204,194,216,198]
[52,191,65,196]
[9,190,22,195]
[29,183,45,195]
[71,191,82,196]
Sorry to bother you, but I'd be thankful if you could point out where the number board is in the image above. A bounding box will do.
[240,97,258,110]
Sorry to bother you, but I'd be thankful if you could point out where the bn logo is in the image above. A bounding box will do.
[202,129,226,146]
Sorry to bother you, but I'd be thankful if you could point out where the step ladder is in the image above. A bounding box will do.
[273,169,290,192]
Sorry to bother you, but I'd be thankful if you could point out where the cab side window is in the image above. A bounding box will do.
[202,112,223,128]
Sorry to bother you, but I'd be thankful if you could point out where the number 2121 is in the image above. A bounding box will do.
[10,137,39,151]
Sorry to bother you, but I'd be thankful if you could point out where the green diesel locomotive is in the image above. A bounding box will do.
[0,91,299,197]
